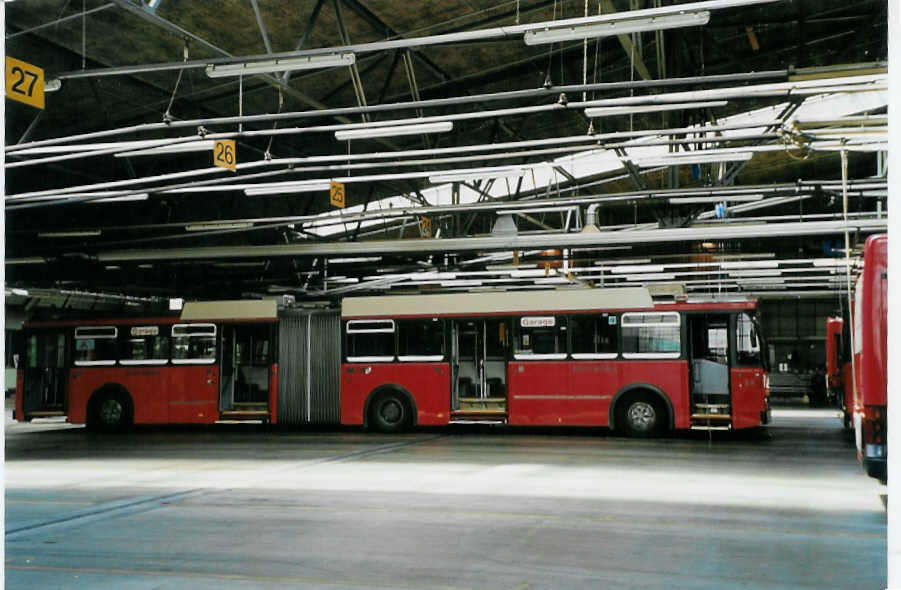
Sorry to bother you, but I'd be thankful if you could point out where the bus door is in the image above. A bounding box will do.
[220,324,272,420]
[451,319,508,417]
[23,330,68,417]
[687,314,732,428]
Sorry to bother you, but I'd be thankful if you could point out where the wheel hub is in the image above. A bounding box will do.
[99,399,123,425]
[627,401,656,431]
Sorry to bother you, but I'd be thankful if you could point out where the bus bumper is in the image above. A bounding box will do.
[863,445,887,483]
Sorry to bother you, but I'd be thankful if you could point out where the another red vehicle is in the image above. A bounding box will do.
[340,287,769,436]
[16,301,280,429]
[850,234,888,482]
[825,316,851,427]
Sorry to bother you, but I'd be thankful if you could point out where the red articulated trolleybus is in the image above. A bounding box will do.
[16,288,770,437]
[340,287,769,435]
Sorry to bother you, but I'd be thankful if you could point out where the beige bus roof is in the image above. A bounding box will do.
[181,299,278,321]
[342,287,653,318]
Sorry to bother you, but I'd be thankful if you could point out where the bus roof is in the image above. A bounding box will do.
[180,299,278,322]
[342,287,654,318]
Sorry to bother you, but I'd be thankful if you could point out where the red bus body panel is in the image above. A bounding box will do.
[14,369,24,420]
[507,360,690,428]
[825,317,844,391]
[269,363,279,425]
[730,367,767,429]
[67,365,220,424]
[341,362,450,426]
[856,235,887,408]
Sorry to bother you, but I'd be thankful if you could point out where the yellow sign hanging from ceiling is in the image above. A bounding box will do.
[5,57,45,109]
[330,181,346,209]
[213,140,236,171]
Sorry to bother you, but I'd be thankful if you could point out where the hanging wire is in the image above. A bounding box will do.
[263,88,285,160]
[164,42,190,124]
[81,0,86,70]
[544,0,559,87]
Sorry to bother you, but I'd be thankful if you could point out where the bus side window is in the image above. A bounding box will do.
[346,320,395,362]
[570,314,618,360]
[397,319,443,362]
[74,326,118,366]
[621,312,681,359]
[171,324,217,364]
[735,312,761,366]
[515,316,566,360]
[120,325,169,365]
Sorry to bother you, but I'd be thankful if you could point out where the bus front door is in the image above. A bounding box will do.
[688,314,732,429]
[22,330,68,419]
[220,324,272,421]
[451,319,508,420]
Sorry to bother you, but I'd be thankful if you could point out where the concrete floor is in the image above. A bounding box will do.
[5,407,886,589]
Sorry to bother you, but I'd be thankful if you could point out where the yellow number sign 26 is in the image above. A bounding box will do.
[213,140,236,171]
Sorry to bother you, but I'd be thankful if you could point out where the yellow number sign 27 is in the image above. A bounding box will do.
[6,57,45,109]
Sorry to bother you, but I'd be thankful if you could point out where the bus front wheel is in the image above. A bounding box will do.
[616,392,665,438]
[369,391,412,433]
[87,389,134,432]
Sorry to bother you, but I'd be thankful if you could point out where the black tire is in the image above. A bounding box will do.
[87,389,133,432]
[369,391,412,433]
[616,392,666,438]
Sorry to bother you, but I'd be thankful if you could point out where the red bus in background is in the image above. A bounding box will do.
[17,301,280,430]
[340,287,769,436]
[825,316,850,428]
[850,234,888,482]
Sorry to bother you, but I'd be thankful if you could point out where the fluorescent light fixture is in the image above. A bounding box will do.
[244,181,331,196]
[38,230,101,238]
[623,273,677,281]
[611,265,666,274]
[585,100,727,118]
[428,165,536,183]
[524,11,710,45]
[719,261,779,269]
[93,193,150,203]
[9,288,30,296]
[497,205,579,215]
[669,194,764,204]
[328,257,383,264]
[18,191,149,203]
[728,269,782,277]
[630,151,753,167]
[115,140,215,157]
[335,122,453,141]
[205,52,355,77]
[44,78,62,92]
[184,222,253,231]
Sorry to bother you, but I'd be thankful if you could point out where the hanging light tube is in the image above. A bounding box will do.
[184,222,254,232]
[428,165,539,183]
[334,122,453,141]
[524,11,710,46]
[669,194,764,204]
[114,140,216,157]
[205,52,355,77]
[585,100,727,118]
[244,181,331,196]
[38,230,102,238]
[630,151,753,167]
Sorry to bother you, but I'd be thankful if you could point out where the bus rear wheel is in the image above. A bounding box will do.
[616,392,666,438]
[87,389,133,432]
[369,391,411,433]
